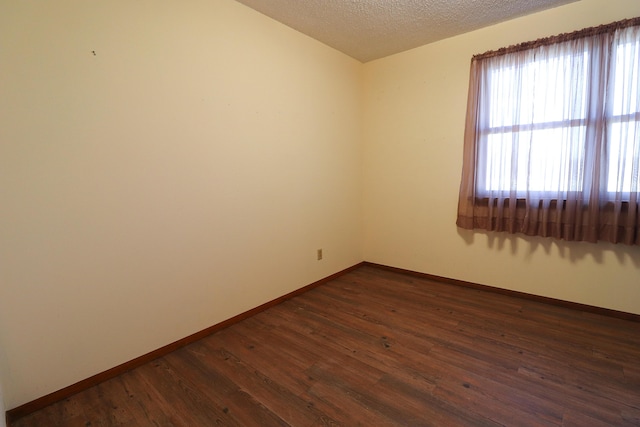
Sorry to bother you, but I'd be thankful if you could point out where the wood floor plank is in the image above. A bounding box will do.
[116,370,187,426]
[185,341,339,427]
[10,265,640,426]
[132,358,234,426]
[163,349,289,427]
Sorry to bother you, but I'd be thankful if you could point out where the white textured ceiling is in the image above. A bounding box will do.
[234,0,579,62]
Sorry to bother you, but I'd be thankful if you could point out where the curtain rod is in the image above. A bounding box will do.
[473,16,640,61]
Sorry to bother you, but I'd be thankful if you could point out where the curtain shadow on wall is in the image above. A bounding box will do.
[456,227,640,267]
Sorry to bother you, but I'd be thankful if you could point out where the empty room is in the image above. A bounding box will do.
[1,0,639,425]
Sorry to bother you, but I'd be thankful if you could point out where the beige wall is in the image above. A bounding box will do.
[363,0,640,315]
[0,0,363,409]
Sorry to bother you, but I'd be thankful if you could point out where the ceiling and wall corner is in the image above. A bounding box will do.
[233,0,579,62]
[361,0,640,318]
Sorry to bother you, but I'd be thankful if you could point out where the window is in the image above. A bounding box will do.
[481,49,590,195]
[457,18,640,245]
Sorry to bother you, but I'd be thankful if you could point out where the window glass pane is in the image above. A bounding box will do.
[484,133,513,192]
[526,128,584,192]
[485,127,586,193]
[611,40,640,116]
[488,51,588,128]
[607,122,640,193]
[488,65,520,127]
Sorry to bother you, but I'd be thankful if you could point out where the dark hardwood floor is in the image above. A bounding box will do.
[11,265,640,426]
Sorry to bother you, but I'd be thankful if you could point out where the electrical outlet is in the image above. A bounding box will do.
[317,249,323,260]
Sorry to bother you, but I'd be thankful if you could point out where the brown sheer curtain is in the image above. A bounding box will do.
[457,18,640,245]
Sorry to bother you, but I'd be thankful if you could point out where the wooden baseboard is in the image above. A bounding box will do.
[364,262,640,323]
[6,262,365,423]
[8,260,637,422]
